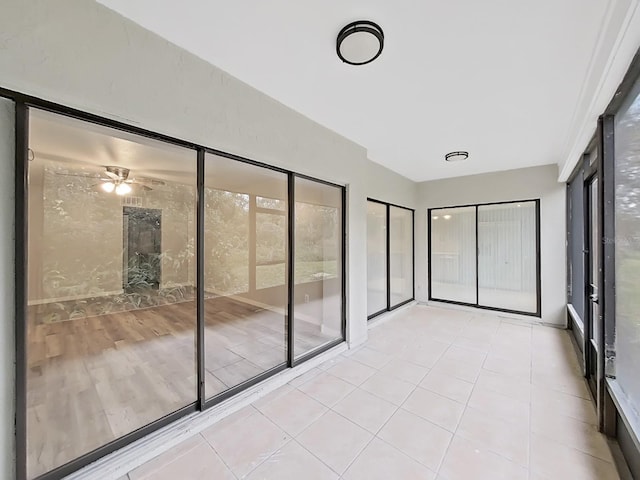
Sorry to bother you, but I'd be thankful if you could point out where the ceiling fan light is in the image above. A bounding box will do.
[101,182,115,193]
[115,183,132,195]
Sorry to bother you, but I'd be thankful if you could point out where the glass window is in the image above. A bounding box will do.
[389,206,414,307]
[430,206,477,304]
[478,202,537,313]
[294,178,343,358]
[614,79,640,419]
[204,154,288,398]
[26,109,197,478]
[367,201,387,316]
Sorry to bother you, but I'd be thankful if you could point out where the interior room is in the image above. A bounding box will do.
[1,1,640,479]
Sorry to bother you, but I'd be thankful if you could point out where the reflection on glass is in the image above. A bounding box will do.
[204,154,287,398]
[294,178,343,357]
[477,202,537,312]
[430,206,477,303]
[389,206,414,307]
[614,82,640,415]
[26,109,197,478]
[367,201,387,316]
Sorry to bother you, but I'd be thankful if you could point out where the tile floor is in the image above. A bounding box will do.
[121,305,621,480]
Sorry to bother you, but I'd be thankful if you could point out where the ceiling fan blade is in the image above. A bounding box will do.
[104,170,120,180]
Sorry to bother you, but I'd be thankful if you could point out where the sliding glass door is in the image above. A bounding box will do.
[366,199,415,319]
[429,200,540,316]
[26,108,198,478]
[17,103,347,480]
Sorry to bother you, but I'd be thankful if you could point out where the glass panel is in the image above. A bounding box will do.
[430,206,477,304]
[568,173,585,325]
[477,201,537,312]
[614,82,640,417]
[27,109,197,478]
[204,154,287,398]
[389,206,414,307]
[256,211,287,289]
[367,201,387,316]
[294,178,343,357]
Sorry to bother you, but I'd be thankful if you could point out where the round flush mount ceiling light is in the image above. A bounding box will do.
[445,151,469,162]
[337,21,384,65]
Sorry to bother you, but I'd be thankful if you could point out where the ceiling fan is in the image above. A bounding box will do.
[54,165,164,195]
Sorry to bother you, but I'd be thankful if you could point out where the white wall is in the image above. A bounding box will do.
[0,1,419,475]
[366,160,418,209]
[0,98,15,480]
[416,164,567,326]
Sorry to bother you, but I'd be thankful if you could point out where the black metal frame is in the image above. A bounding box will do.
[366,198,416,320]
[2,86,348,480]
[427,199,542,317]
[336,20,384,66]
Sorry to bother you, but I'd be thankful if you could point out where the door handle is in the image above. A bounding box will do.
[590,293,599,304]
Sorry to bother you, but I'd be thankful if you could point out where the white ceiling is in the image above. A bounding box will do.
[96,0,612,182]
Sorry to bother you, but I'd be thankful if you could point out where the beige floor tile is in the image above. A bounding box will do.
[530,432,619,480]
[360,372,416,406]
[419,370,474,404]
[380,358,430,384]
[343,438,436,480]
[531,370,590,400]
[456,406,529,466]
[530,407,613,462]
[297,372,356,407]
[452,335,492,354]
[378,409,452,471]
[439,435,528,480]
[327,358,377,386]
[259,388,327,436]
[129,439,234,480]
[402,387,465,432]
[245,440,338,480]
[288,367,323,387]
[531,385,597,425]
[441,345,487,366]
[482,353,531,379]
[430,356,482,383]
[467,384,530,426]
[297,410,372,474]
[332,387,397,433]
[252,384,294,410]
[475,369,531,403]
[398,340,449,368]
[201,410,288,478]
[349,347,393,370]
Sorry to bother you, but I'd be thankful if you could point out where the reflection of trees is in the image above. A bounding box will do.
[614,93,640,411]
[205,189,249,294]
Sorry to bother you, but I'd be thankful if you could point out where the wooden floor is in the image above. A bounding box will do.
[26,296,333,478]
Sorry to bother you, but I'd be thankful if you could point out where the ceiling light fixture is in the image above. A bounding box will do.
[445,151,469,162]
[101,182,116,193]
[443,215,452,220]
[115,183,132,196]
[336,21,384,65]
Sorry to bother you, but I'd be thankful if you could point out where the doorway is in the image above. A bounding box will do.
[123,207,162,292]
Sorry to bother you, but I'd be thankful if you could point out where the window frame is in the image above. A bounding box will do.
[427,199,542,317]
[366,198,415,320]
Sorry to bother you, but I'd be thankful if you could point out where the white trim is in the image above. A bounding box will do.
[559,0,640,182]
[65,342,347,480]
